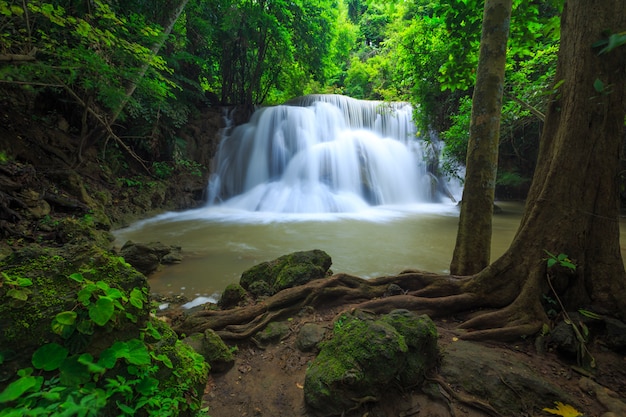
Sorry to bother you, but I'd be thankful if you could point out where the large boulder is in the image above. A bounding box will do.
[240,249,332,297]
[304,309,438,416]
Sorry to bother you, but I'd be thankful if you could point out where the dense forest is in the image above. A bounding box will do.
[1,0,561,196]
[2,1,626,416]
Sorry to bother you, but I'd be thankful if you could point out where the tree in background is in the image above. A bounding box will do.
[418,0,626,338]
[449,0,512,275]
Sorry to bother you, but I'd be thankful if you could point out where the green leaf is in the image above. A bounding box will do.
[547,258,557,268]
[68,273,85,283]
[7,288,30,301]
[97,347,119,370]
[593,78,604,93]
[89,297,115,326]
[135,376,159,396]
[59,356,91,386]
[32,343,68,371]
[129,288,145,309]
[96,281,110,291]
[0,376,41,403]
[78,353,106,375]
[55,311,77,326]
[116,401,136,414]
[125,339,151,365]
[78,283,98,305]
[578,309,602,320]
[16,278,33,287]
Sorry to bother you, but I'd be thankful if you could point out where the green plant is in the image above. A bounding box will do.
[543,251,595,368]
[152,161,174,179]
[0,270,208,416]
[0,272,33,302]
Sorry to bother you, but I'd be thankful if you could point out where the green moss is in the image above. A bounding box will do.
[240,250,332,296]
[304,309,439,416]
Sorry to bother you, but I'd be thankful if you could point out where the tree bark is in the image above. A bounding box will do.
[450,0,512,275]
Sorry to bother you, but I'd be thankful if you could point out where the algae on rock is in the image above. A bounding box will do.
[304,309,438,416]
[240,249,332,297]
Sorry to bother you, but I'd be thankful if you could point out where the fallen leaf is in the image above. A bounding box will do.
[542,401,583,417]
[296,382,304,389]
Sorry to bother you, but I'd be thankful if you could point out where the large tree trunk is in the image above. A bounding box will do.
[450,0,512,275]
[452,0,626,336]
[508,0,626,314]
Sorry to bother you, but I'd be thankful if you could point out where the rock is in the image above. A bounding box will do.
[253,321,291,347]
[304,309,437,416]
[604,317,626,352]
[240,249,332,297]
[384,283,404,296]
[181,329,235,373]
[218,283,247,309]
[440,339,578,415]
[119,240,180,275]
[296,323,327,352]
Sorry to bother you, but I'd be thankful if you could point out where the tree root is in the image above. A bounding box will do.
[427,375,502,417]
[172,266,546,343]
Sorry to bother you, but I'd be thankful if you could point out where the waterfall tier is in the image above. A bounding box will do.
[207,94,450,213]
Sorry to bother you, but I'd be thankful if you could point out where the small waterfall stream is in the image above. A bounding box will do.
[207,94,455,213]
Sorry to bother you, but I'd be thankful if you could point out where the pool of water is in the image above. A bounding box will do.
[113,201,527,300]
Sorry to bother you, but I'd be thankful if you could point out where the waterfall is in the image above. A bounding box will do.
[207,94,452,213]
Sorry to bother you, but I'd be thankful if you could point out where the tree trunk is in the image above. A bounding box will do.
[108,0,189,125]
[450,0,512,275]
[507,0,626,314]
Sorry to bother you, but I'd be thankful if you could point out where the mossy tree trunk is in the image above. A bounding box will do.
[450,0,512,275]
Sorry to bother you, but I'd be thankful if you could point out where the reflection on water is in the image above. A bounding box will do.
[114,202,529,299]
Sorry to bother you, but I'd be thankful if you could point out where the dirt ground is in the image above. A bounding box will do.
[179,299,626,417]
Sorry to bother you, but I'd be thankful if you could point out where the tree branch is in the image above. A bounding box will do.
[504,92,545,122]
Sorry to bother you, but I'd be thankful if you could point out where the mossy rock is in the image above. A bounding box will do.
[0,244,149,380]
[218,283,247,309]
[182,328,234,373]
[240,249,332,296]
[304,309,438,416]
[253,321,291,347]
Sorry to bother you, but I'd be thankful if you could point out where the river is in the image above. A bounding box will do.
[113,201,527,300]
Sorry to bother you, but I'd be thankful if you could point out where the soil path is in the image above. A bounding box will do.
[185,301,626,417]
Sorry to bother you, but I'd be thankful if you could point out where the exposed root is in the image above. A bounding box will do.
[173,266,548,344]
[427,375,502,417]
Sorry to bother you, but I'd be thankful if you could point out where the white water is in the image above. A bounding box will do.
[207,95,458,213]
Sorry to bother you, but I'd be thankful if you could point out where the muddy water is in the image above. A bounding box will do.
[113,202,535,300]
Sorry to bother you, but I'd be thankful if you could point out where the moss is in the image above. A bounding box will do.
[0,244,149,376]
[218,283,247,309]
[240,250,332,296]
[304,309,439,416]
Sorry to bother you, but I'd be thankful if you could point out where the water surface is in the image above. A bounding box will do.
[113,202,526,299]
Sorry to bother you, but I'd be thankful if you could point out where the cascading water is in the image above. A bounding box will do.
[207,94,454,213]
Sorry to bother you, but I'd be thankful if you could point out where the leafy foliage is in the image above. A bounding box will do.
[0,270,208,416]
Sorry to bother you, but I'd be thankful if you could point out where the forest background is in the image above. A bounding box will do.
[0,0,562,198]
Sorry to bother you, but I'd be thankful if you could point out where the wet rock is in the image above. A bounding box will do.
[296,323,327,352]
[218,283,247,309]
[304,309,437,416]
[119,240,181,275]
[240,249,332,297]
[181,329,234,373]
